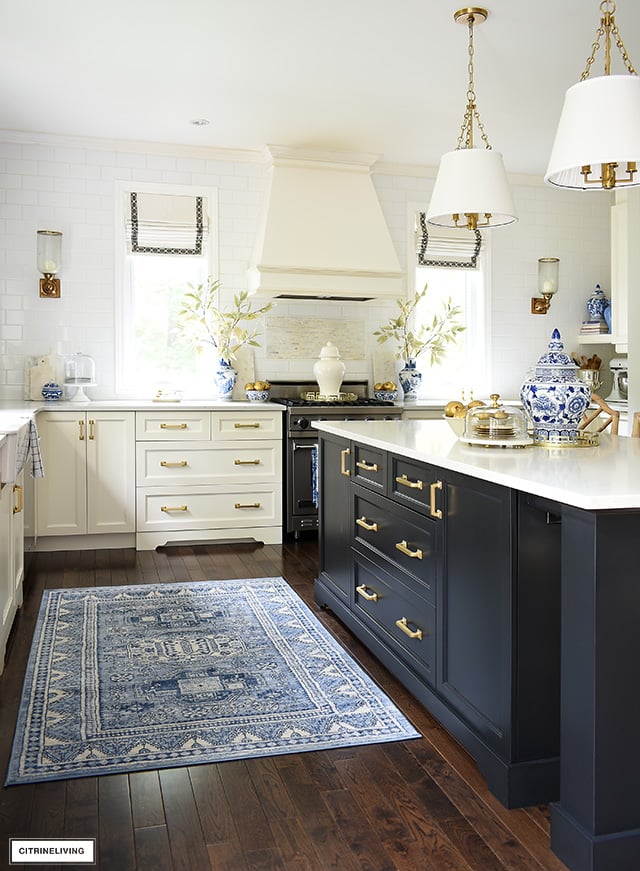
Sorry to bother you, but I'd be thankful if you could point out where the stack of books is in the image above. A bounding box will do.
[580,320,609,335]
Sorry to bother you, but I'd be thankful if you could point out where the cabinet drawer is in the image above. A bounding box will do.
[136,484,280,531]
[353,552,436,684]
[352,486,436,603]
[136,412,211,441]
[211,411,282,441]
[136,441,282,486]
[352,443,386,493]
[390,454,440,516]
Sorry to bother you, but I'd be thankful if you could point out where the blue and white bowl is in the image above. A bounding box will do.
[374,390,398,402]
[245,389,271,402]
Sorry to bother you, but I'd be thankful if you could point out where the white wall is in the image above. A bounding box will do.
[0,134,611,402]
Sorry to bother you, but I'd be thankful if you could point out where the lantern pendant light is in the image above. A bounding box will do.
[426,7,517,231]
[545,0,640,190]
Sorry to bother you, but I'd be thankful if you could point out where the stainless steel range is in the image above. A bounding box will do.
[270,381,402,536]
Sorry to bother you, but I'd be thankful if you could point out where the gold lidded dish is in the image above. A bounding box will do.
[462,393,532,447]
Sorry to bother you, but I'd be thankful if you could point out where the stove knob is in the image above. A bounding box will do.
[295,418,310,430]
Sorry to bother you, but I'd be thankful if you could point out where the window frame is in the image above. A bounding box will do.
[114,180,218,398]
[406,202,493,399]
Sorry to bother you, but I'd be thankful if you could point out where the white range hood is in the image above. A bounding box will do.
[247,146,405,300]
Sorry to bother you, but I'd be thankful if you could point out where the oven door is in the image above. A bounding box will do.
[288,437,319,533]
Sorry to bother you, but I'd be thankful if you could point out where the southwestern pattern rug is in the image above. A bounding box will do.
[6,576,419,784]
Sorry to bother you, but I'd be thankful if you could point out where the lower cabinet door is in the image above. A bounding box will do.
[317,434,352,602]
[353,551,435,685]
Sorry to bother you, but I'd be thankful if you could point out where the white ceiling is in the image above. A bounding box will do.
[3,0,639,175]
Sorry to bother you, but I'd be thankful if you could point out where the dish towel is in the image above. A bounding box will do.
[311,443,319,508]
[28,418,45,478]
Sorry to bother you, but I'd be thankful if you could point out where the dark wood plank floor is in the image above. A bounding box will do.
[0,540,567,871]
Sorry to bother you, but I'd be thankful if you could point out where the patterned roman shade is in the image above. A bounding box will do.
[416,211,482,269]
[126,192,208,255]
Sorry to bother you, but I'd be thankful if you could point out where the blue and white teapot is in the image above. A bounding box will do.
[520,329,591,446]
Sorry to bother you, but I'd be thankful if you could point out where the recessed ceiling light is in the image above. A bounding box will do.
[190,118,210,126]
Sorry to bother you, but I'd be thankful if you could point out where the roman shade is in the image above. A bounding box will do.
[416,212,482,269]
[126,192,208,255]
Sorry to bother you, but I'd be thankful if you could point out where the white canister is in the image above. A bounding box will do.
[313,342,346,397]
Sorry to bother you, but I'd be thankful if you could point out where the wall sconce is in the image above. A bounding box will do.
[531,258,559,314]
[37,230,62,298]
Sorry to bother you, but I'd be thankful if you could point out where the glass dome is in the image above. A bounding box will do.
[64,352,96,385]
[463,394,529,443]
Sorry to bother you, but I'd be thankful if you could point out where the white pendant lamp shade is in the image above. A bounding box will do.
[426,148,517,228]
[545,75,640,189]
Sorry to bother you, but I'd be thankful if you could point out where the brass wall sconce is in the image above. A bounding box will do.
[531,258,559,314]
[37,229,62,298]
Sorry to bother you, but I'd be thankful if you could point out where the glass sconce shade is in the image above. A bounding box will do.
[37,230,62,274]
[426,148,517,229]
[545,75,640,189]
[538,257,559,297]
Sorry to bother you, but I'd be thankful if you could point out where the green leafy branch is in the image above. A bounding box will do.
[178,278,273,364]
[373,284,465,366]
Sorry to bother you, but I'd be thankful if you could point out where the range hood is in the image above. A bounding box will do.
[247,146,405,300]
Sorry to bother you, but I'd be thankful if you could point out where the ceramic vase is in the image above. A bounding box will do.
[520,329,591,445]
[586,284,609,322]
[214,358,237,400]
[313,341,345,397]
[398,359,422,401]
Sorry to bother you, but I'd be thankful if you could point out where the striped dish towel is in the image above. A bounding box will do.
[28,418,45,478]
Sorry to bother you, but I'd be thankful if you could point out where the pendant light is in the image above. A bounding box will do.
[426,7,517,231]
[545,0,640,190]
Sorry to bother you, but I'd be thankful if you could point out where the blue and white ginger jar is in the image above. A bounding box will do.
[586,284,609,322]
[520,329,591,446]
[41,381,63,401]
[398,359,422,402]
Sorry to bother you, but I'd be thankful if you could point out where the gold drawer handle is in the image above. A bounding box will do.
[395,617,423,641]
[396,473,423,491]
[234,458,261,465]
[234,422,260,429]
[430,480,443,519]
[356,584,379,602]
[88,419,95,440]
[12,484,23,515]
[235,502,261,509]
[161,505,188,512]
[340,447,351,477]
[395,540,423,560]
[160,460,188,467]
[356,460,380,472]
[356,516,379,532]
[78,419,85,440]
[160,422,188,429]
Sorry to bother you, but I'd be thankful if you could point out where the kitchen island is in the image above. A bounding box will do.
[313,419,640,871]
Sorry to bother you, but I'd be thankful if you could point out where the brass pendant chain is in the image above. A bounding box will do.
[456,13,492,150]
[580,0,637,81]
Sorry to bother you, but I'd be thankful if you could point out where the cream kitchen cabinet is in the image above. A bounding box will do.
[135,409,283,550]
[0,471,24,673]
[36,411,135,539]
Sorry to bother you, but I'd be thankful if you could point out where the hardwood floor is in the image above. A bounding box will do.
[0,540,567,871]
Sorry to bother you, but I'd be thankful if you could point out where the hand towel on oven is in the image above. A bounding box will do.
[311,443,319,508]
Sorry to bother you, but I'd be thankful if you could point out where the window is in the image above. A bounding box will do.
[408,205,491,399]
[115,182,217,397]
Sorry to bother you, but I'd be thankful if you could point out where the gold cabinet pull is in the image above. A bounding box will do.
[234,458,261,465]
[78,419,85,440]
[160,422,188,430]
[396,473,423,491]
[356,584,379,602]
[235,502,261,509]
[356,516,379,532]
[356,460,380,472]
[429,480,443,519]
[12,484,23,514]
[395,617,423,641]
[234,422,260,429]
[88,419,95,440]
[161,505,188,512]
[340,447,351,477]
[160,460,188,467]
[395,540,423,560]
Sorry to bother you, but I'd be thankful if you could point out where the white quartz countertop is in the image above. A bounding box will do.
[313,419,640,511]
[0,399,285,415]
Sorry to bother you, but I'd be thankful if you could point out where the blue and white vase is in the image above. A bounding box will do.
[213,358,237,401]
[520,329,591,446]
[398,359,422,402]
[586,284,609,322]
[41,381,63,401]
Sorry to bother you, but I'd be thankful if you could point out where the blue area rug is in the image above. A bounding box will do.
[6,577,419,784]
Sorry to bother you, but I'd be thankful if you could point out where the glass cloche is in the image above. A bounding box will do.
[64,351,96,403]
[462,394,530,445]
